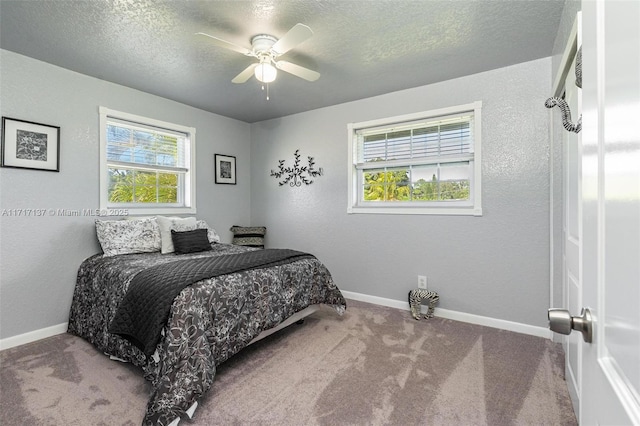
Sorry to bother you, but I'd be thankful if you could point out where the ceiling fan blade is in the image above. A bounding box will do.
[232,63,259,83]
[196,32,253,56]
[272,23,313,55]
[276,61,320,82]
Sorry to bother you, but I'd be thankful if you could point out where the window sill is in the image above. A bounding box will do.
[102,206,197,216]
[347,205,482,216]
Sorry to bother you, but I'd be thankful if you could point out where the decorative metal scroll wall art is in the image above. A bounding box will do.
[545,47,582,133]
[270,149,323,186]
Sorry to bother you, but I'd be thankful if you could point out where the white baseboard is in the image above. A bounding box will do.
[0,322,68,351]
[0,290,551,351]
[341,290,551,339]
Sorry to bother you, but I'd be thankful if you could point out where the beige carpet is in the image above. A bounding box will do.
[0,300,577,425]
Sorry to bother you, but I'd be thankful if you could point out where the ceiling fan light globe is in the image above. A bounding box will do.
[254,63,277,83]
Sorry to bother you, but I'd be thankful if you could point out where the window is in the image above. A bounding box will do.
[99,107,196,215]
[348,101,482,215]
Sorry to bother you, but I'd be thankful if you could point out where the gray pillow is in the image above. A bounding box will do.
[196,220,221,244]
[230,225,266,248]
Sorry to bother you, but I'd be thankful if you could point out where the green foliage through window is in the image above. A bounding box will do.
[108,169,179,203]
[364,168,469,202]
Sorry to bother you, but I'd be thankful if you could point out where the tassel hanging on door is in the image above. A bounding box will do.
[545,47,582,133]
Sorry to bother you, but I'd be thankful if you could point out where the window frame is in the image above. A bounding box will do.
[99,107,197,215]
[347,101,482,216]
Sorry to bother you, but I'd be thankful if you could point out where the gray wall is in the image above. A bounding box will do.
[250,57,552,327]
[0,49,555,340]
[0,50,251,339]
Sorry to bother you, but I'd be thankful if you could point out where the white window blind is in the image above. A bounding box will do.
[106,118,188,171]
[356,114,473,165]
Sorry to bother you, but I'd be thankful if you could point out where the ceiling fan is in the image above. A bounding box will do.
[197,23,320,85]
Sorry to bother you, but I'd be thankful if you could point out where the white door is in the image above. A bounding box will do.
[578,1,639,424]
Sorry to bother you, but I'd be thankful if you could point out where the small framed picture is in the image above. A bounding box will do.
[1,117,60,172]
[215,154,236,184]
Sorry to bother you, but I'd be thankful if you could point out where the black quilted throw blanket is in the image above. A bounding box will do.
[109,249,314,356]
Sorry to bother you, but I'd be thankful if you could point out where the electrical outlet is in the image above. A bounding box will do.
[418,275,427,289]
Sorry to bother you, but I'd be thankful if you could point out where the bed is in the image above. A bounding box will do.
[67,217,346,425]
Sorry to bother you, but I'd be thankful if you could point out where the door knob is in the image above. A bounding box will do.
[548,308,593,343]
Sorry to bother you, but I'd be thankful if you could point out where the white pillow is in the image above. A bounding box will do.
[95,218,161,256]
[123,215,156,221]
[156,216,197,254]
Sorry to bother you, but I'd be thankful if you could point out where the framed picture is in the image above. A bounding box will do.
[1,117,60,172]
[215,154,236,184]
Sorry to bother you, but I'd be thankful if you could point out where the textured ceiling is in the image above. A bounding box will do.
[0,0,566,123]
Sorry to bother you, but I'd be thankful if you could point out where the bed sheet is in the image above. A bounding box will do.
[67,243,346,425]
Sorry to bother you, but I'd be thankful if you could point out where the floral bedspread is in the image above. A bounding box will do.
[67,243,346,425]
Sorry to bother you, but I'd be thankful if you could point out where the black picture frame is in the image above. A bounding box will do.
[1,116,60,172]
[215,154,236,184]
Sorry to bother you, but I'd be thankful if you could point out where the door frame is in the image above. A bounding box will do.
[549,10,582,419]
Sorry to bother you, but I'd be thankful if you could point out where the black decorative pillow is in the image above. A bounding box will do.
[171,228,212,254]
[230,225,266,248]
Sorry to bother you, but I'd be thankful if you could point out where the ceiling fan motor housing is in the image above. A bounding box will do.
[250,34,278,56]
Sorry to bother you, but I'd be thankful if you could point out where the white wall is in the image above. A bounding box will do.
[0,50,251,340]
[250,57,552,327]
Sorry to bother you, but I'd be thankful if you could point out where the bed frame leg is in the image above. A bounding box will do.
[296,319,305,325]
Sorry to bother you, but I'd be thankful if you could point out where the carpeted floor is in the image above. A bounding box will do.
[0,300,577,425]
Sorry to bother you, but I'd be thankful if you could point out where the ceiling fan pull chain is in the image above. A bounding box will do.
[259,82,270,100]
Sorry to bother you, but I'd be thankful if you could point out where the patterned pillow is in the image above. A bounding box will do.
[171,229,212,254]
[196,220,221,244]
[95,218,161,256]
[230,225,266,248]
[156,216,197,254]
